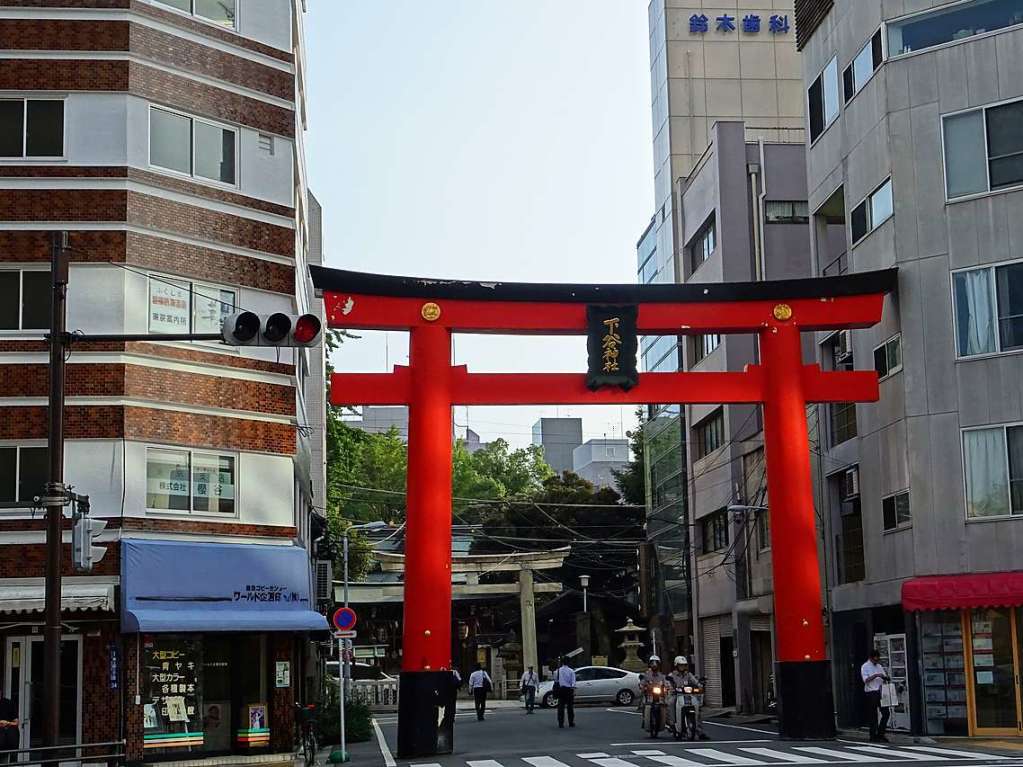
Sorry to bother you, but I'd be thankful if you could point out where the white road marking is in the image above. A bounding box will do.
[644,754,710,767]
[685,748,766,765]
[468,761,505,767]
[846,747,947,762]
[372,717,397,767]
[605,708,643,715]
[591,758,645,767]
[611,740,772,747]
[703,721,779,735]
[632,752,667,757]
[794,747,893,762]
[524,757,576,767]
[905,747,1010,761]
[739,747,828,763]
[580,755,612,760]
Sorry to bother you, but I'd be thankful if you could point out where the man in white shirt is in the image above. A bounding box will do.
[520,665,540,714]
[554,657,577,728]
[861,649,890,742]
[468,663,493,721]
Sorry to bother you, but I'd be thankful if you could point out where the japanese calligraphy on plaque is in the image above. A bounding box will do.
[586,305,638,390]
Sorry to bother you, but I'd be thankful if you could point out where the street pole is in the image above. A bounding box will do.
[43,231,69,746]
[341,532,349,759]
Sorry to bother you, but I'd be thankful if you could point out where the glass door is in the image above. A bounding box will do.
[970,608,1021,734]
[4,636,81,758]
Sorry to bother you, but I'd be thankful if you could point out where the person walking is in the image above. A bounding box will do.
[554,656,576,728]
[861,648,891,742]
[0,695,17,764]
[521,665,540,713]
[468,663,493,721]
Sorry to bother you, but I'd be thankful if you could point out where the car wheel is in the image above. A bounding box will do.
[542,692,557,708]
[616,689,635,706]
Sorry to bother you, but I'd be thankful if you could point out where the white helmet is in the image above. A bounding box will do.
[674,656,688,666]
[648,654,661,664]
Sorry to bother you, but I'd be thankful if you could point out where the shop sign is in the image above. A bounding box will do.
[109,643,119,690]
[688,13,789,35]
[275,660,290,688]
[233,583,304,603]
[149,279,190,333]
[586,305,638,391]
[144,637,201,728]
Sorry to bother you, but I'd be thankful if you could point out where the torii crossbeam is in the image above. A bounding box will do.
[311,265,898,754]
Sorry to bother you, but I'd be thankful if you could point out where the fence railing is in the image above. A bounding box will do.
[352,678,520,711]
[0,740,125,766]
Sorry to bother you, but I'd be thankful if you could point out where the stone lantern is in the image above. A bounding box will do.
[616,617,647,672]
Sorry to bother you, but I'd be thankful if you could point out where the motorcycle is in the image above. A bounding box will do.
[674,682,704,741]
[644,683,668,738]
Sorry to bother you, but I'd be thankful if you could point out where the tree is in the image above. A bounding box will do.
[612,408,647,506]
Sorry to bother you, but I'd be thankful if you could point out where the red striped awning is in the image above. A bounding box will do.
[902,572,1023,612]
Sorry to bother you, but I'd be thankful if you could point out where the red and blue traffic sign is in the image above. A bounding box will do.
[332,606,357,631]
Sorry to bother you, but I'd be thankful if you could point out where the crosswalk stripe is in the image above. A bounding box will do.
[468,761,505,767]
[524,757,575,767]
[685,749,766,765]
[631,752,666,757]
[645,755,707,767]
[739,747,828,763]
[579,755,611,760]
[793,747,892,762]
[846,747,947,761]
[591,758,644,767]
[905,747,1010,761]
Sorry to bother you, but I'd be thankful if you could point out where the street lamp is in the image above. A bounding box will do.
[580,574,590,613]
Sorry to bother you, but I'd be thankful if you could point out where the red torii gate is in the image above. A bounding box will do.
[311,266,897,754]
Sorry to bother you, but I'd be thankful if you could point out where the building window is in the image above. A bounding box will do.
[944,98,1023,200]
[153,0,237,28]
[148,275,236,334]
[0,98,64,158]
[150,106,237,185]
[873,334,903,378]
[693,333,721,364]
[689,217,716,271]
[953,261,1023,357]
[830,402,858,446]
[850,178,893,244]
[0,270,50,330]
[765,200,809,224]
[146,447,236,515]
[837,505,865,583]
[844,30,883,102]
[757,509,770,552]
[962,424,1023,519]
[701,509,729,553]
[0,446,48,504]
[808,56,839,143]
[694,410,724,459]
[887,0,1023,57]
[882,490,912,531]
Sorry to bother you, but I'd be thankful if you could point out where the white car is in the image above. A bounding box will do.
[538,666,642,708]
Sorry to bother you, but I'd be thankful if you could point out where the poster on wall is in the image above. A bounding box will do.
[149,279,191,334]
[203,702,231,751]
[166,696,189,722]
[143,704,159,729]
[143,636,202,728]
[275,661,290,688]
[248,704,267,729]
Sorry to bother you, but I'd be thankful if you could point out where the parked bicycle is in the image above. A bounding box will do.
[295,702,318,766]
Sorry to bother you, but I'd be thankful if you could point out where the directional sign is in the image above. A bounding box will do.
[332,606,358,631]
[334,630,357,640]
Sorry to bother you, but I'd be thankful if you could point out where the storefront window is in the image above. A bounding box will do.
[971,608,1017,729]
[142,635,204,753]
[919,611,967,735]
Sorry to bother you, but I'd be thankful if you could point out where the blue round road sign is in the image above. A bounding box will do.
[332,606,357,631]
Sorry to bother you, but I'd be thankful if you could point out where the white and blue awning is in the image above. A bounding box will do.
[121,539,329,633]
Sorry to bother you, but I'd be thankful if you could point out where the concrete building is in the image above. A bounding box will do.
[795,0,1023,737]
[347,405,410,440]
[572,438,629,490]
[531,417,583,476]
[0,0,327,757]
[639,0,806,711]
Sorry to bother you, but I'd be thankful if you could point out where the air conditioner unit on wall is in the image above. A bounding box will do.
[841,466,860,500]
[314,559,333,602]
[835,330,853,363]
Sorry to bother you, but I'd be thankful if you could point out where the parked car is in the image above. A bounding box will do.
[326,661,396,681]
[538,665,641,707]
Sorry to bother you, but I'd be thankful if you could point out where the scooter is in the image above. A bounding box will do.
[644,684,668,738]
[674,682,704,741]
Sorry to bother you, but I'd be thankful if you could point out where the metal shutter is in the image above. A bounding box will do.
[701,617,722,707]
[749,615,772,633]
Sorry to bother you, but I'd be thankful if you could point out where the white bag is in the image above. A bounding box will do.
[881,681,899,708]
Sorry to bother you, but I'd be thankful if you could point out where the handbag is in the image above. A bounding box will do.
[483,675,493,694]
[552,670,562,695]
[881,681,899,708]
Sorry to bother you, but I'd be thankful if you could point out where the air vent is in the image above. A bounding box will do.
[314,559,333,602]
[258,133,275,155]
[841,466,860,500]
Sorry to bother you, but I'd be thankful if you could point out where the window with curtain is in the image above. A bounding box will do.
[954,262,1023,357]
[962,426,1022,518]
[943,97,1023,199]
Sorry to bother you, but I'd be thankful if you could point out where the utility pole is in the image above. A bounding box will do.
[43,231,69,746]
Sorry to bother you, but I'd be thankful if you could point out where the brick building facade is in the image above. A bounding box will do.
[0,0,328,760]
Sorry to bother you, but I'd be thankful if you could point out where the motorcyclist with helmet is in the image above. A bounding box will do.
[640,655,671,734]
[668,655,707,740]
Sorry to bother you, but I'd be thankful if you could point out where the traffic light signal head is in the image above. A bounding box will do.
[221,312,322,347]
[72,515,107,573]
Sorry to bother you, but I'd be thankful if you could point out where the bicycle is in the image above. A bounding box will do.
[295,702,318,766]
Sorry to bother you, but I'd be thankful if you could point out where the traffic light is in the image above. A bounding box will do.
[221,311,322,347]
[72,514,107,573]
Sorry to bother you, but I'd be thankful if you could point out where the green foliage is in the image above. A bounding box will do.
[612,407,647,507]
[317,697,373,744]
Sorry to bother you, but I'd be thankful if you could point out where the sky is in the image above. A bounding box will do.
[304,1,654,450]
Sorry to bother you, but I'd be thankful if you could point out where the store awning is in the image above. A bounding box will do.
[121,539,329,633]
[0,580,115,614]
[902,571,1023,611]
